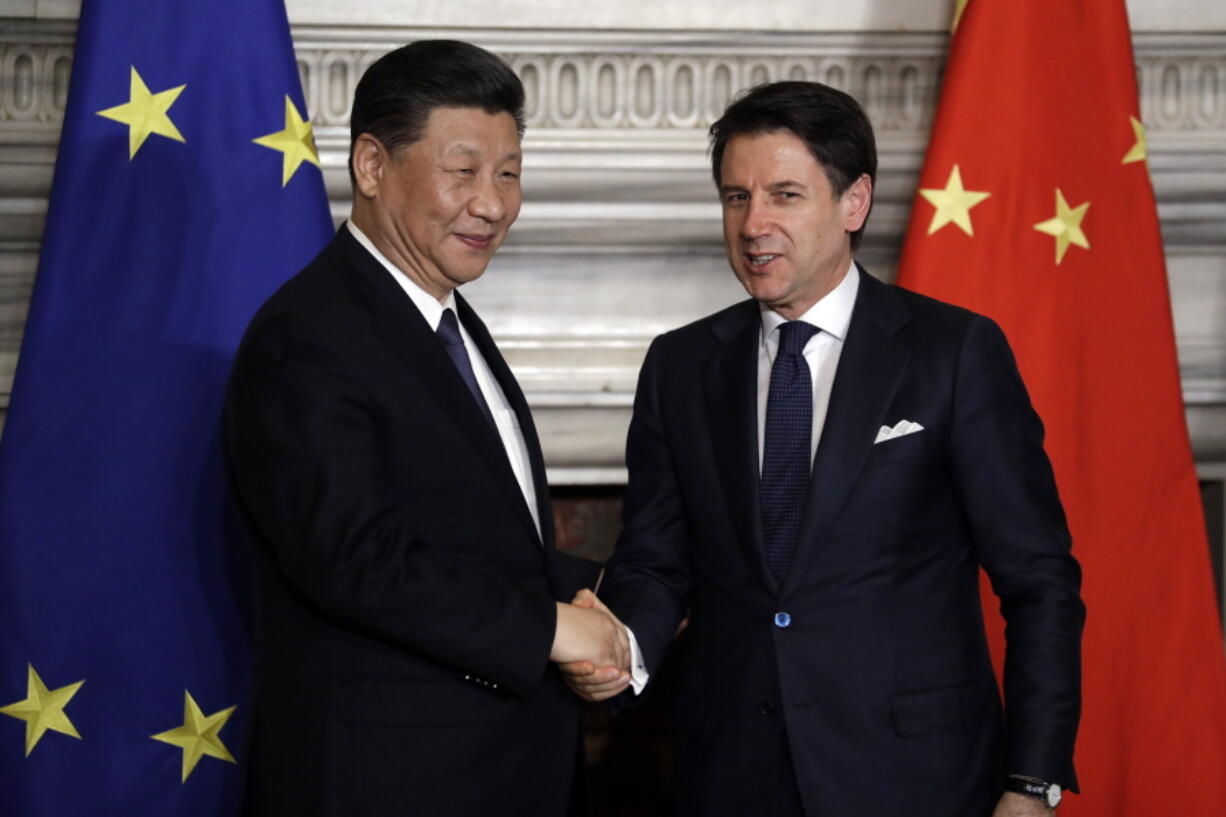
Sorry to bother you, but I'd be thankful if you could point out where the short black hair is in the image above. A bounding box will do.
[709,81,877,250]
[348,39,525,185]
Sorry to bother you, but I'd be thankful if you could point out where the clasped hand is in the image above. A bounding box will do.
[550,589,632,702]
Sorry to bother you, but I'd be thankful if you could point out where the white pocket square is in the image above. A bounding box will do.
[874,420,924,445]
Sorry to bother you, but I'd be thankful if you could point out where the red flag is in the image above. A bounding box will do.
[895,1,1226,814]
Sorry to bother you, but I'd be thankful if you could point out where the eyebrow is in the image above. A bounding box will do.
[719,180,806,195]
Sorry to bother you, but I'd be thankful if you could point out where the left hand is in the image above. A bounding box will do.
[992,792,1054,817]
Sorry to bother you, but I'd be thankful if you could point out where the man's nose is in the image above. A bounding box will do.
[468,174,507,222]
[740,197,771,239]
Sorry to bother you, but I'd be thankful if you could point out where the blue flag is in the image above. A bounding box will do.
[0,1,332,813]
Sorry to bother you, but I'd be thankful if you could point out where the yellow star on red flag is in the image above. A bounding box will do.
[253,96,321,187]
[151,691,236,782]
[96,66,186,159]
[918,165,991,237]
[0,664,85,755]
[1033,188,1090,265]
[1122,116,1147,165]
[952,0,970,32]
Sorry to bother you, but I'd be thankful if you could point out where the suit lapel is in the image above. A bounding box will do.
[781,267,912,599]
[703,301,780,595]
[456,293,551,549]
[326,230,542,548]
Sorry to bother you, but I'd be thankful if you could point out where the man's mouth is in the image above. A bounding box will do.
[456,233,495,250]
[746,252,780,268]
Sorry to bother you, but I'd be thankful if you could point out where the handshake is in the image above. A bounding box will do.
[550,589,633,702]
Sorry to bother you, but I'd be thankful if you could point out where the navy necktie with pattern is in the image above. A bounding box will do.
[437,307,496,429]
[760,320,819,583]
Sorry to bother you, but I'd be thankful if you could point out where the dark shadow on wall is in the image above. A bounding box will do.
[554,486,676,816]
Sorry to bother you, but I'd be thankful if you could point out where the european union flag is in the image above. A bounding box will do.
[0,1,332,813]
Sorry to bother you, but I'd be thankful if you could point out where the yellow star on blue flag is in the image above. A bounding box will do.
[0,664,84,756]
[151,691,237,782]
[95,66,186,159]
[254,96,323,186]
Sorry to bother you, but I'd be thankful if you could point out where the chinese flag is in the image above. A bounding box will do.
[895,1,1226,814]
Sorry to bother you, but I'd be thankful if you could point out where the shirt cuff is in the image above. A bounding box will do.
[624,625,649,695]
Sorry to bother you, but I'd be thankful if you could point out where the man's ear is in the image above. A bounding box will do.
[351,133,386,199]
[841,173,873,233]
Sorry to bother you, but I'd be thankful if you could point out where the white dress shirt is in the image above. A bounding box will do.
[629,261,860,696]
[757,261,860,469]
[346,221,541,539]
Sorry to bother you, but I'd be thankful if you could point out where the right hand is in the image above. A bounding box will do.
[553,590,632,701]
[550,594,630,671]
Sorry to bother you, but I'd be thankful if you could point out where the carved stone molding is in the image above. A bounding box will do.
[297,32,945,135]
[4,25,1225,136]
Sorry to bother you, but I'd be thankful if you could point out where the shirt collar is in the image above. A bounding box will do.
[346,220,456,331]
[759,259,860,343]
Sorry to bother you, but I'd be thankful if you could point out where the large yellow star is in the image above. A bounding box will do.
[96,66,186,160]
[1033,189,1090,265]
[253,96,321,187]
[151,691,236,782]
[1122,115,1147,165]
[0,664,84,756]
[918,165,991,237]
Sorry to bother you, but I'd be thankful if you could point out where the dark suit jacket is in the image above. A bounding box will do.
[224,227,598,817]
[602,267,1084,817]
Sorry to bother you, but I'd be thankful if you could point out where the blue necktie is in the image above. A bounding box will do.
[437,307,496,428]
[761,321,819,583]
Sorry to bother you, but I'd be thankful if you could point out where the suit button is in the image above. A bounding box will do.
[760,699,775,716]
[774,611,791,628]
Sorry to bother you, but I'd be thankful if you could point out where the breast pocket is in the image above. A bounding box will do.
[866,430,928,467]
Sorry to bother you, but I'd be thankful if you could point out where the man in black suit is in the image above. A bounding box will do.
[563,82,1085,817]
[224,40,627,817]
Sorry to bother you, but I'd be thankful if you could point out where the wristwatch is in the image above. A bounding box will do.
[1005,776,1062,809]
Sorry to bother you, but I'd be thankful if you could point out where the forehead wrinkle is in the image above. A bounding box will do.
[442,142,483,158]
[440,142,522,164]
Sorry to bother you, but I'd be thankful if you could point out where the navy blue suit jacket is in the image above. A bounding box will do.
[225,228,597,817]
[602,267,1084,817]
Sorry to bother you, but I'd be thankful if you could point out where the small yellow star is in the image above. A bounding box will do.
[253,96,321,187]
[952,0,970,33]
[151,691,236,782]
[1122,115,1147,165]
[918,165,991,237]
[96,66,186,159]
[0,664,84,756]
[1033,189,1090,265]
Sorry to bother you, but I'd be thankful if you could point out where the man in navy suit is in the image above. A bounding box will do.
[563,82,1085,817]
[225,41,626,817]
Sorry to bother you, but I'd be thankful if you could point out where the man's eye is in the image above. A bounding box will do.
[501,170,520,180]
[724,193,747,204]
